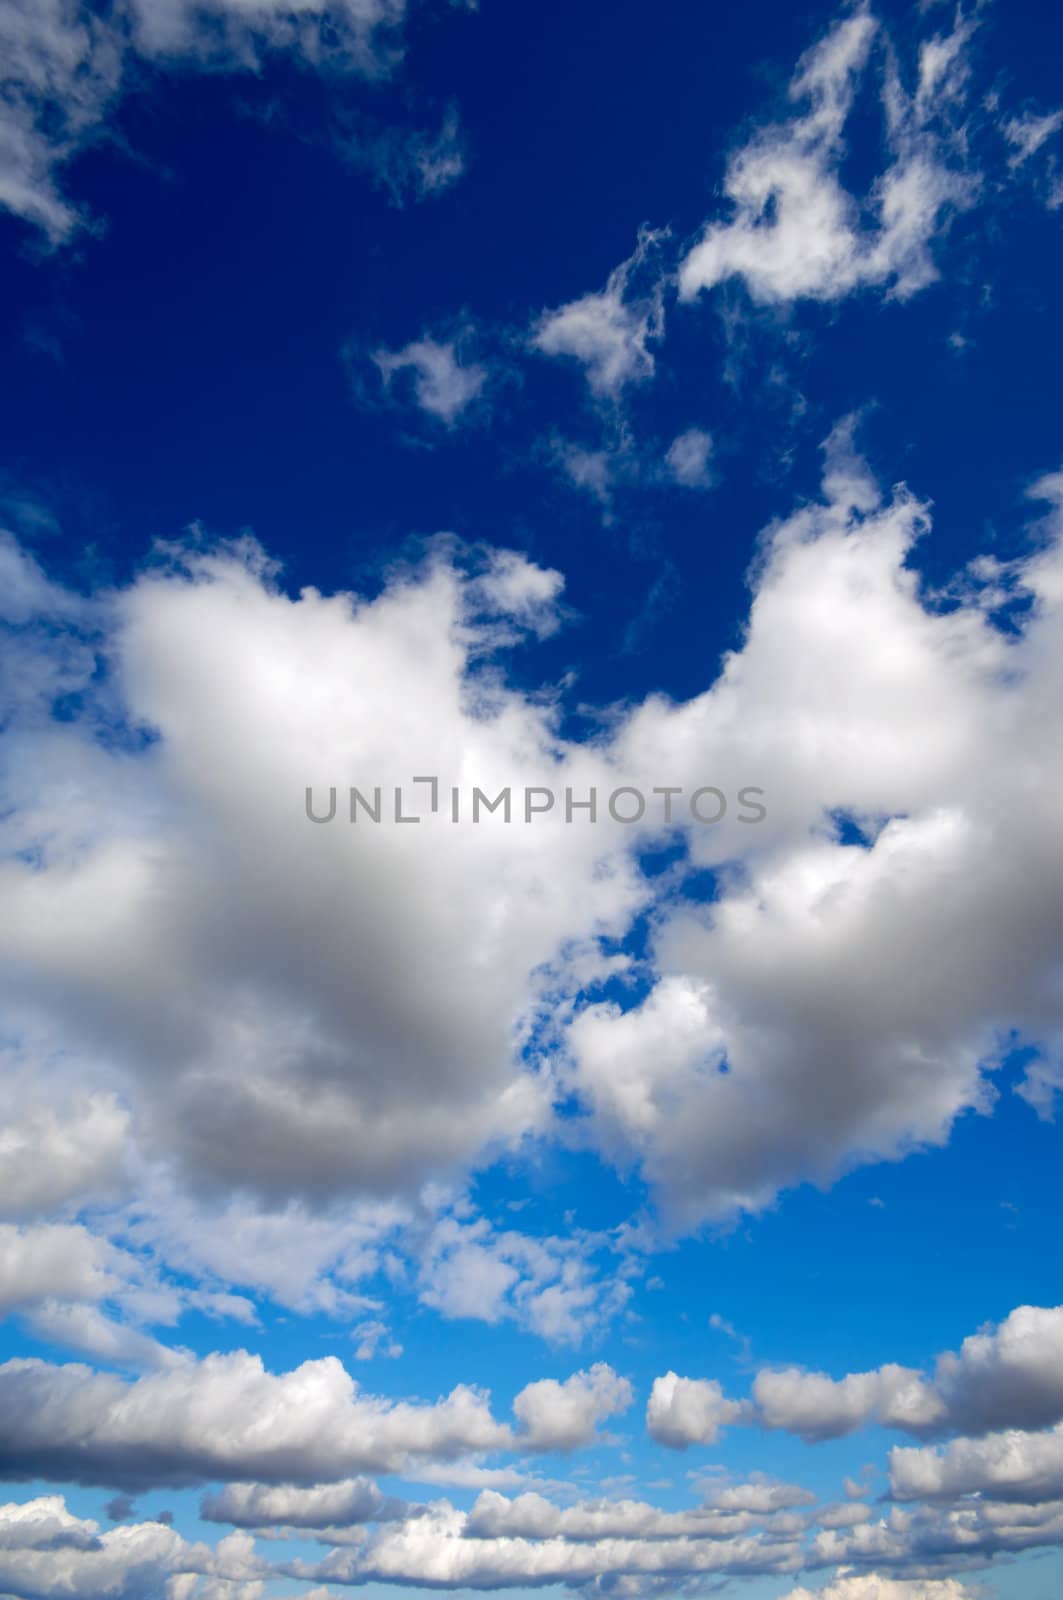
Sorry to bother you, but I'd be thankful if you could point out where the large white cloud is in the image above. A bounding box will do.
[6,435,1063,1248]
[0,538,645,1208]
[567,442,1063,1225]
[0,1350,515,1489]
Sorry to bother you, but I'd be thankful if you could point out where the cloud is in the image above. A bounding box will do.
[285,1497,805,1589]
[930,1303,1063,1436]
[810,1494,1063,1575]
[532,230,667,398]
[0,1351,515,1489]
[0,1091,129,1219]
[0,535,646,1209]
[201,1477,409,1530]
[0,1352,631,1493]
[414,1213,632,1345]
[0,1221,185,1369]
[471,550,565,640]
[339,103,466,205]
[8,431,1063,1258]
[465,1481,811,1541]
[0,0,124,242]
[352,1319,403,1361]
[512,1364,633,1451]
[124,0,405,67]
[0,1223,117,1316]
[780,1301,1063,1444]
[651,1301,1063,1449]
[564,441,1063,1226]
[0,1494,255,1600]
[645,1373,748,1447]
[780,1577,978,1600]
[371,334,488,424]
[889,1423,1063,1505]
[1002,108,1063,167]
[0,0,426,243]
[664,429,715,490]
[752,1364,944,1443]
[678,9,976,306]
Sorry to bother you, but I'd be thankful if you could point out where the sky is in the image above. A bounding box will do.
[1,2,1063,1599]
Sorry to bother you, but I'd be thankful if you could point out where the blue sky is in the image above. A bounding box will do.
[1,2,1063,1599]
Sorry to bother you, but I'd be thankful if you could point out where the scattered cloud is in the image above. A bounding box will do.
[532,229,667,399]
[679,9,977,306]
[0,0,448,243]
[664,428,715,490]
[338,103,466,205]
[649,1301,1063,1447]
[371,332,488,424]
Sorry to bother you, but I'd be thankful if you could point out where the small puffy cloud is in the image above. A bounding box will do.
[664,429,715,490]
[372,334,488,424]
[470,549,565,640]
[679,9,975,306]
[646,1372,747,1448]
[532,230,666,398]
[705,1476,815,1514]
[512,1364,633,1451]
[352,1320,403,1361]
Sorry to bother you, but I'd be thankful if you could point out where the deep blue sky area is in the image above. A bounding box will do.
[3,0,1061,709]
[2,1,1063,1597]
